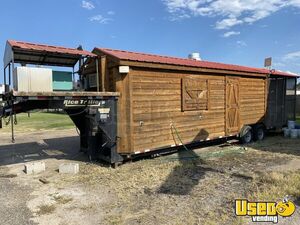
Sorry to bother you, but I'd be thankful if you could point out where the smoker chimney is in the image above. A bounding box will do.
[188,52,201,61]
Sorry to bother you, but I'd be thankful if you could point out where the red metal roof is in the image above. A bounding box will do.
[96,47,298,77]
[8,40,96,57]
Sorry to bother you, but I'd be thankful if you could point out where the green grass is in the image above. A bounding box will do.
[1,112,74,133]
[296,116,300,124]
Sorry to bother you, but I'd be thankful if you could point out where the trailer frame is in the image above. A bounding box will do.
[0,91,123,165]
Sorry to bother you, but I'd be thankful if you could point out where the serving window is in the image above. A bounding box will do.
[182,78,209,111]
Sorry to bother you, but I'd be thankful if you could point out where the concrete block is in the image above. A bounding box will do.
[59,163,79,174]
[24,161,46,174]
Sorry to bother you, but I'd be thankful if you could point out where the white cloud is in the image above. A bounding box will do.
[169,12,191,21]
[223,31,240,38]
[107,11,115,15]
[217,18,242,30]
[236,40,247,47]
[82,0,95,10]
[89,15,113,24]
[283,51,300,61]
[162,0,300,29]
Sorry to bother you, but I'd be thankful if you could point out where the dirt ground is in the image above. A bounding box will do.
[0,129,300,225]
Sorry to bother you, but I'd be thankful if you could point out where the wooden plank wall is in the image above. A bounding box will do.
[129,69,226,153]
[87,60,266,154]
[239,77,266,126]
[115,70,132,153]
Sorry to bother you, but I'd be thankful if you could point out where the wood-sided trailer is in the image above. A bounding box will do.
[0,40,298,165]
[82,47,298,160]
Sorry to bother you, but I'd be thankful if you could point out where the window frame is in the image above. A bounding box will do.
[181,77,210,111]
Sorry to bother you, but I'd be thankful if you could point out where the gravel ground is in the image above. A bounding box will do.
[0,130,299,225]
[0,166,36,225]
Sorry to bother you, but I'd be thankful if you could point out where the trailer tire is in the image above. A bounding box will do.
[253,125,265,141]
[240,128,252,144]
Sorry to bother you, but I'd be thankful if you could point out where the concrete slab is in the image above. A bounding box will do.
[24,161,46,174]
[59,163,79,174]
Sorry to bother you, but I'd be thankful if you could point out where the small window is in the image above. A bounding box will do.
[182,78,209,111]
[286,78,296,96]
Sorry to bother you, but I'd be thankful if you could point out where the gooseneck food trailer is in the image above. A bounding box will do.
[0,40,298,166]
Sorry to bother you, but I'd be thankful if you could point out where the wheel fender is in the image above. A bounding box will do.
[253,124,265,131]
[239,125,252,137]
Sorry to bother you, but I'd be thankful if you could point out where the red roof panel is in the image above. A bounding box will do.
[8,40,96,57]
[96,48,298,77]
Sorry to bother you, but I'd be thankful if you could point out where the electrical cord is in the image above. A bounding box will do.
[4,110,12,125]
[65,107,88,117]
[14,113,17,125]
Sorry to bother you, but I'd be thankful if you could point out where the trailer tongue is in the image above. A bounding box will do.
[0,91,122,165]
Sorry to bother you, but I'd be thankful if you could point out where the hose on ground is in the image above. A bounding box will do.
[170,123,189,151]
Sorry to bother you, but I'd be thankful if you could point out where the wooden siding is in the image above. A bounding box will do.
[84,53,268,155]
[119,60,267,78]
[115,71,132,153]
[239,77,266,126]
[129,70,226,153]
[102,65,266,154]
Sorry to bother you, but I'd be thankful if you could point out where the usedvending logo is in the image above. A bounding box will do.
[235,198,296,223]
[63,99,101,107]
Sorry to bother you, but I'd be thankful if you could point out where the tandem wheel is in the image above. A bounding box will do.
[240,129,252,144]
[253,125,265,141]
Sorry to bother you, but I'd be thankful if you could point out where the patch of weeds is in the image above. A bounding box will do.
[105,215,123,225]
[202,204,244,225]
[249,170,300,202]
[37,204,56,215]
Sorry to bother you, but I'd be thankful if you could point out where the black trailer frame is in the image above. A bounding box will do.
[0,92,123,165]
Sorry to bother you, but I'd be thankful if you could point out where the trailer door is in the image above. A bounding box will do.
[226,77,240,135]
[265,78,285,128]
[285,77,296,122]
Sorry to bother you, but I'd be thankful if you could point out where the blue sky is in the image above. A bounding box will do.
[0,0,300,83]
